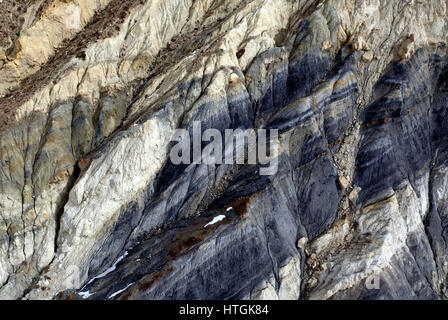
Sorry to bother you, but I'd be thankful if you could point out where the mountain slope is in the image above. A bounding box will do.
[0,0,447,300]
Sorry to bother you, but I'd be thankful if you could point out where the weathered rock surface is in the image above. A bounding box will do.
[0,0,447,300]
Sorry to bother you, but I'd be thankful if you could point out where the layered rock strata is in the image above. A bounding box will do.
[0,0,447,300]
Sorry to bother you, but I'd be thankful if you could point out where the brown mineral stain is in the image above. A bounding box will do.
[77,157,90,171]
[236,48,245,59]
[50,167,73,184]
[227,197,251,217]
[362,195,396,213]
[168,236,204,257]
[296,150,329,170]
[124,265,175,297]
[328,135,344,148]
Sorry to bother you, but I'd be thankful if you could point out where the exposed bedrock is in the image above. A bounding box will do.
[0,0,447,300]
[308,47,448,300]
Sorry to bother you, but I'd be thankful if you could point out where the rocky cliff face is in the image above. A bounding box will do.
[0,0,447,300]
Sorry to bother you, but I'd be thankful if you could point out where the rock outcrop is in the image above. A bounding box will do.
[0,0,447,300]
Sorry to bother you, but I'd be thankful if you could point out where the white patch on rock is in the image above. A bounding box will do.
[78,290,93,299]
[86,251,128,285]
[108,282,134,299]
[204,215,226,228]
